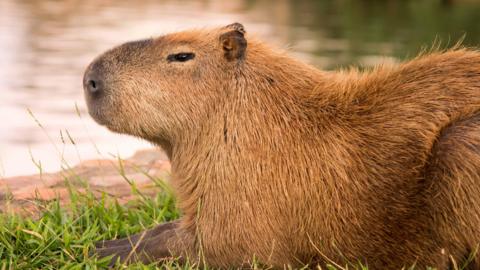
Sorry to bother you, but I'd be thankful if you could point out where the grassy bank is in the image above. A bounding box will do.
[0,178,185,269]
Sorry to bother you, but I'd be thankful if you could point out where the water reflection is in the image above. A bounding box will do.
[1,0,480,177]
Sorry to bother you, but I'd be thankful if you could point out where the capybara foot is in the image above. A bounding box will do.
[95,223,178,266]
[95,221,178,249]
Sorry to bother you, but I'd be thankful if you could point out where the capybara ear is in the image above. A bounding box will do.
[219,23,247,61]
[224,22,246,34]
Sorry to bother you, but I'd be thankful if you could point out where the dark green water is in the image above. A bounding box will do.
[270,0,480,68]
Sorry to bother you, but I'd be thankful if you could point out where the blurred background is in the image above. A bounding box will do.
[1,0,480,177]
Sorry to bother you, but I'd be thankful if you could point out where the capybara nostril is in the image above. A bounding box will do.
[84,75,103,97]
[88,79,99,93]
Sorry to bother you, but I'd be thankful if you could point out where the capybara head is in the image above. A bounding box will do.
[83,23,247,151]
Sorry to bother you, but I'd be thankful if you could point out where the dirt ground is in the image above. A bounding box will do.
[0,148,171,216]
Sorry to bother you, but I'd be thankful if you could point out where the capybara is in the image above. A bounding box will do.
[83,23,480,269]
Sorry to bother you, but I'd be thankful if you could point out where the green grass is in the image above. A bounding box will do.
[0,178,188,269]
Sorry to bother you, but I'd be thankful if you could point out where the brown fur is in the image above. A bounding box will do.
[84,24,480,269]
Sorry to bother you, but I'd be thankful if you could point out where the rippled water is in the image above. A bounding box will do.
[1,0,480,177]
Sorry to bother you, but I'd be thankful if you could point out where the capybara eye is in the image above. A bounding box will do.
[167,52,195,63]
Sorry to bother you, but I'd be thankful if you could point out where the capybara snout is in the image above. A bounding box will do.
[83,39,156,123]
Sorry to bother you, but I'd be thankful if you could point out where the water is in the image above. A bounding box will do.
[1,0,480,177]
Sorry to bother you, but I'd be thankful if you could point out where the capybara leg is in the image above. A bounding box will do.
[96,226,176,266]
[95,221,178,249]
[95,221,195,266]
[424,112,480,269]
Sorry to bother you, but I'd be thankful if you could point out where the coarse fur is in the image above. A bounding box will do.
[84,23,480,269]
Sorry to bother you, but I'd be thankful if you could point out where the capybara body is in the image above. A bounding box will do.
[84,23,480,269]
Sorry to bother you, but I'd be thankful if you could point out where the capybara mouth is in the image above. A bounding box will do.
[86,102,110,127]
[85,96,128,135]
[83,89,115,128]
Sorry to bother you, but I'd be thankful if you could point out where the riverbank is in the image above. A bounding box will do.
[0,148,170,216]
